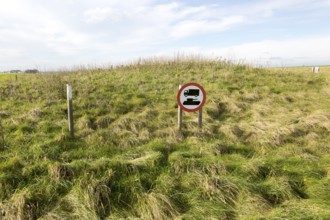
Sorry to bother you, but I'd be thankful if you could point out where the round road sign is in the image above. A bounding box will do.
[177,82,206,112]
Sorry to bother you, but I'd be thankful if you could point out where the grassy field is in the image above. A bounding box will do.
[0,59,330,219]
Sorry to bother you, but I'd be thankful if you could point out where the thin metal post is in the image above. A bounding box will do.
[0,116,4,150]
[178,84,182,131]
[198,108,202,130]
[67,84,74,139]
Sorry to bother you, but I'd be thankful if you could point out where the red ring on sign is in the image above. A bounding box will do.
[177,82,206,112]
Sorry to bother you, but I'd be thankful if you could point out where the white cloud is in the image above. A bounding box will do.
[170,15,245,38]
[210,36,330,66]
[84,8,129,24]
[1,0,330,70]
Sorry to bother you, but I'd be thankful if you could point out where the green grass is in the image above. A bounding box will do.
[1,59,330,219]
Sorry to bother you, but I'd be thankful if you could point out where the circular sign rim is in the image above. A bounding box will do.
[177,82,206,112]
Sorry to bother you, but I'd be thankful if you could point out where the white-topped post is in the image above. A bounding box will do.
[178,84,183,131]
[67,84,74,138]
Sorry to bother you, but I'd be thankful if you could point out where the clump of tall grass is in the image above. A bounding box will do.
[49,163,74,183]
[258,176,294,205]
[1,177,70,220]
[181,172,239,206]
[84,173,112,219]
[168,150,227,183]
[40,186,99,220]
[0,156,25,200]
[136,192,179,220]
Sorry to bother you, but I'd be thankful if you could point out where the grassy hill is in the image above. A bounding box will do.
[1,59,330,219]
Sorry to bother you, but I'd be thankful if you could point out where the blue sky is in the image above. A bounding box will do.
[1,0,330,71]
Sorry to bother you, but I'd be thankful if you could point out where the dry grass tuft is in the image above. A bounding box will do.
[235,191,270,219]
[40,188,99,220]
[95,116,113,129]
[136,192,179,220]
[28,108,44,119]
[129,151,163,168]
[76,116,93,130]
[111,114,147,135]
[169,152,226,176]
[1,189,39,220]
[201,175,239,206]
[84,171,113,219]
[49,163,74,183]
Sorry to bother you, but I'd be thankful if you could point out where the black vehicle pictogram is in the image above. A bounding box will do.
[184,89,200,97]
[183,98,200,106]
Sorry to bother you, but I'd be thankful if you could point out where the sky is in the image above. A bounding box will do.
[1,0,330,71]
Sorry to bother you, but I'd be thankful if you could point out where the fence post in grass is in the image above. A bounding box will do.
[198,108,202,130]
[312,66,319,73]
[178,84,183,131]
[0,116,4,150]
[67,84,74,139]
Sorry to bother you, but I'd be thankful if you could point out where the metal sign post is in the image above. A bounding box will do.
[177,82,206,131]
[0,116,5,150]
[67,84,74,139]
[178,85,183,131]
[198,108,202,129]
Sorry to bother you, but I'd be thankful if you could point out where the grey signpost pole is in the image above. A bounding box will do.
[0,116,4,150]
[178,84,183,131]
[198,108,202,130]
[67,84,74,139]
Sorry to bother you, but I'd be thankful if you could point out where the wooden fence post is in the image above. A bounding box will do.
[0,116,4,150]
[312,67,319,73]
[178,84,182,131]
[67,84,74,139]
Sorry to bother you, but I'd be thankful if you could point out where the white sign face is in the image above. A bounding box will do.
[177,83,206,112]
